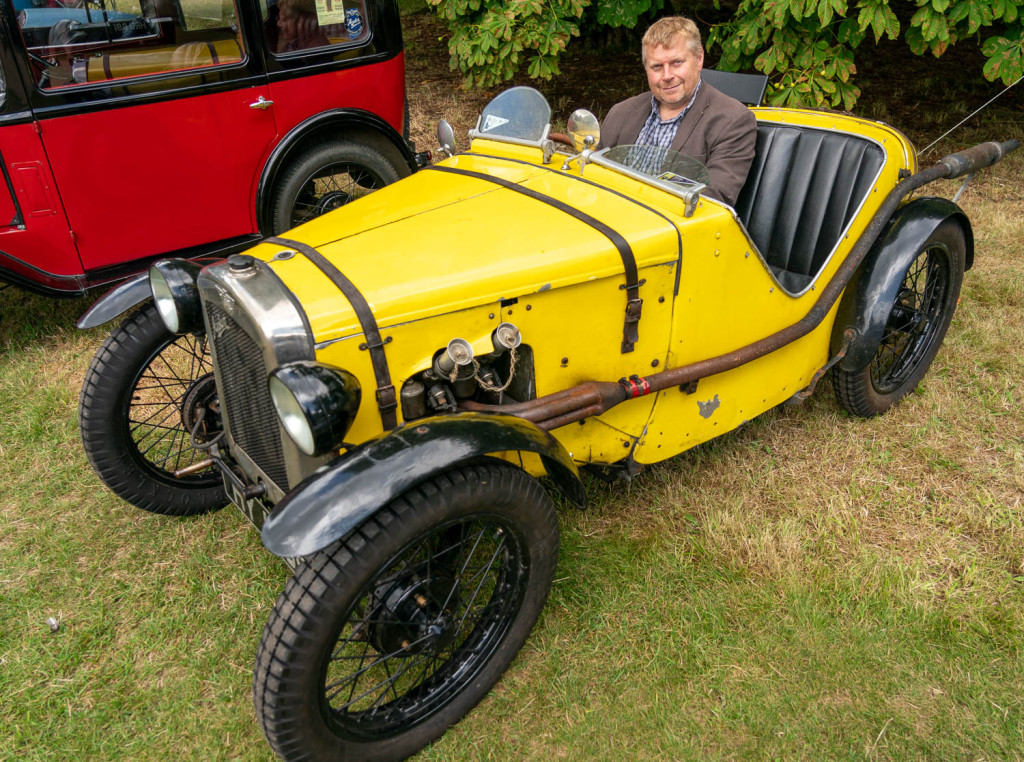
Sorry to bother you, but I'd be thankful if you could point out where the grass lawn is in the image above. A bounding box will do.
[2,11,1023,761]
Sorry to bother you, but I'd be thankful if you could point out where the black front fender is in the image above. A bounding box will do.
[260,412,584,558]
[76,272,151,330]
[76,254,229,329]
[832,196,973,372]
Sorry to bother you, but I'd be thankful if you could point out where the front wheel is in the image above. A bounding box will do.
[833,221,966,417]
[79,302,226,515]
[253,461,559,762]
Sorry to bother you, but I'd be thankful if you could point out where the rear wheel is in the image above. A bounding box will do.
[79,302,226,515]
[833,221,966,417]
[270,139,406,233]
[253,461,559,762]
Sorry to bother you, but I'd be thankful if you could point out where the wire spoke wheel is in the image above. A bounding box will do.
[833,220,965,418]
[324,517,525,735]
[869,248,950,394]
[254,461,558,761]
[288,161,386,228]
[125,331,220,478]
[270,139,407,235]
[79,302,226,515]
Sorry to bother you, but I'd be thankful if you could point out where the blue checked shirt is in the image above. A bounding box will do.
[626,80,701,175]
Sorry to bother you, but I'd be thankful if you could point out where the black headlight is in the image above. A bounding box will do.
[269,363,362,457]
[149,259,203,334]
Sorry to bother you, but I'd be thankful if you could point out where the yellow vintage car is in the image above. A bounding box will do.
[78,86,1016,761]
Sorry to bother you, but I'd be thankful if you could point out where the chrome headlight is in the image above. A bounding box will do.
[269,363,362,457]
[149,259,203,334]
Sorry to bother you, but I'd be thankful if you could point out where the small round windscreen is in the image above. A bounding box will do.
[604,145,710,186]
[476,87,551,142]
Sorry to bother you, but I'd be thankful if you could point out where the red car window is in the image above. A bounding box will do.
[19,0,245,89]
[262,0,369,55]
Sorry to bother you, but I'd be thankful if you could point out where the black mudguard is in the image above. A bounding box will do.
[255,109,418,233]
[260,412,585,558]
[832,196,973,372]
[76,272,151,330]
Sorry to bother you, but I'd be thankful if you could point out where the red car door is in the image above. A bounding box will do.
[18,0,277,272]
[0,28,84,292]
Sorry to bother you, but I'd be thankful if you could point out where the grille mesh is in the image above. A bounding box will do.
[206,303,289,489]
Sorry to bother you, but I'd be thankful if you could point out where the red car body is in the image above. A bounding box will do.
[0,0,415,296]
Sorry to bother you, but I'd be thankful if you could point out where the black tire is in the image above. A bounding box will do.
[253,461,559,762]
[834,221,966,417]
[79,302,226,516]
[270,139,406,233]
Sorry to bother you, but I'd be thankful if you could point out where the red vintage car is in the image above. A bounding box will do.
[0,0,418,300]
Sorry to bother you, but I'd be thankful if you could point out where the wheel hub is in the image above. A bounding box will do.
[314,190,352,216]
[180,372,221,442]
[370,573,460,656]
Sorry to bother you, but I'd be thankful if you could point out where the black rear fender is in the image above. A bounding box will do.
[832,196,973,372]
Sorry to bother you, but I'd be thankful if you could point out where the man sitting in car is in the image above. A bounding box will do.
[600,16,756,207]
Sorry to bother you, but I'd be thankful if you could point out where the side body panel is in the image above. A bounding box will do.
[265,54,406,142]
[633,108,916,463]
[39,86,278,270]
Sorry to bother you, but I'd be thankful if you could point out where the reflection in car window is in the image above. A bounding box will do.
[19,0,245,89]
[0,59,6,108]
[262,0,369,55]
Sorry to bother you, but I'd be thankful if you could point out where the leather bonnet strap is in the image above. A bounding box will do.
[265,236,398,430]
[424,164,644,354]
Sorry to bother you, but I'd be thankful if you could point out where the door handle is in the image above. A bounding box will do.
[249,96,274,110]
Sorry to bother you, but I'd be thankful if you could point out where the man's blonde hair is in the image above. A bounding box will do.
[641,16,702,65]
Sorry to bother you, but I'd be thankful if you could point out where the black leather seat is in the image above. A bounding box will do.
[734,124,885,293]
[701,69,768,106]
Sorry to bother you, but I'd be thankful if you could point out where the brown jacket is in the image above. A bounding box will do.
[599,80,757,206]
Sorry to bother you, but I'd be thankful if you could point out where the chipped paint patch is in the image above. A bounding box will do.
[536,283,551,292]
[698,394,720,419]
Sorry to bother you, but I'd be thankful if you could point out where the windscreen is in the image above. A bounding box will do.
[475,86,551,142]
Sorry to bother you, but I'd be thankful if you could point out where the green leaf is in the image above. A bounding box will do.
[884,4,900,37]
[756,45,779,72]
[906,25,927,53]
[837,79,861,109]
[837,17,866,44]
[982,32,1024,82]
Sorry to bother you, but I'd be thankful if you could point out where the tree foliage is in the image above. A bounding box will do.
[426,0,1024,108]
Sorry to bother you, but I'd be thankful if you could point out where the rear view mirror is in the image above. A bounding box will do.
[437,120,456,157]
[567,109,600,153]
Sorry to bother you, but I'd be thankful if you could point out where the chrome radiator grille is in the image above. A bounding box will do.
[206,303,290,490]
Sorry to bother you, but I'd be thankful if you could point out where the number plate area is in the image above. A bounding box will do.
[226,479,271,530]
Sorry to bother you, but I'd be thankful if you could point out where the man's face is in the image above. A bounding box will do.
[644,38,704,114]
